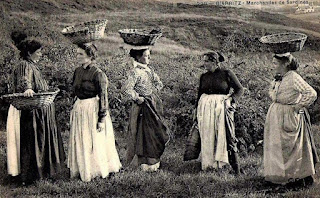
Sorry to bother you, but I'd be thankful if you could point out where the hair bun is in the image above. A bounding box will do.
[289,56,299,70]
[11,31,28,49]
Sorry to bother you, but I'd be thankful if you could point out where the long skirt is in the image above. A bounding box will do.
[126,94,169,171]
[7,105,21,176]
[197,94,229,170]
[264,103,319,184]
[68,97,122,182]
[9,103,65,182]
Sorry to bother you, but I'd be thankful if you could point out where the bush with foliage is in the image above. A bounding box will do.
[0,3,319,156]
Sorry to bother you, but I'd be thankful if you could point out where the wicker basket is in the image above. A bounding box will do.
[62,19,108,44]
[118,29,162,46]
[259,32,307,54]
[1,89,60,110]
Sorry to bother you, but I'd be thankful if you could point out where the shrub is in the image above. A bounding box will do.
[0,4,319,155]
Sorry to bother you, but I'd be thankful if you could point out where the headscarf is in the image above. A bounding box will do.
[203,51,225,63]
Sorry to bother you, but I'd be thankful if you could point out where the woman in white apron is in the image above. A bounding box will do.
[7,39,65,185]
[196,51,243,173]
[67,43,122,182]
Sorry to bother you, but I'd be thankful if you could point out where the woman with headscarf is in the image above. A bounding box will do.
[264,53,318,186]
[8,39,65,185]
[68,43,122,182]
[122,48,169,172]
[196,51,243,173]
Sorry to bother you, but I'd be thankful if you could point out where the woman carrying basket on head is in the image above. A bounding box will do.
[67,43,122,182]
[7,39,65,185]
[196,51,243,173]
[122,48,169,172]
[263,53,318,187]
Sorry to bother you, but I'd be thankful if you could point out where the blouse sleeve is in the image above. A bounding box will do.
[227,70,244,102]
[293,73,317,107]
[121,69,139,102]
[268,80,279,102]
[94,71,109,123]
[14,62,34,93]
[152,71,163,91]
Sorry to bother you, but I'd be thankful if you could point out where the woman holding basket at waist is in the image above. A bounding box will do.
[196,51,243,173]
[7,39,65,185]
[122,48,169,172]
[67,43,122,182]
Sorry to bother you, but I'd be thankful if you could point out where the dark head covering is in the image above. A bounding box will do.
[203,51,225,63]
[77,43,98,60]
[11,31,27,47]
[129,48,149,62]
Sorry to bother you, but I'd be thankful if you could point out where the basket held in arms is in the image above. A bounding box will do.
[118,28,162,46]
[259,32,307,54]
[1,89,60,110]
[61,19,108,44]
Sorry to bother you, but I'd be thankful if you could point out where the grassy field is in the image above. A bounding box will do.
[0,0,320,197]
[1,128,320,198]
[286,11,320,25]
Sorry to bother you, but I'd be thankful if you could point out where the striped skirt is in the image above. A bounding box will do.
[126,94,169,171]
[264,103,319,184]
[7,103,65,182]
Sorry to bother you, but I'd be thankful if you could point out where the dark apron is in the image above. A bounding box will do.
[126,94,170,166]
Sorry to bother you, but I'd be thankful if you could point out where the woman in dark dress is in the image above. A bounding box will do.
[9,40,65,185]
[196,51,243,174]
[122,48,169,172]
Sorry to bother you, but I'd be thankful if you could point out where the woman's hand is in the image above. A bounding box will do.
[97,122,105,132]
[293,105,304,114]
[136,96,145,105]
[24,89,35,97]
[225,96,232,106]
[225,96,237,111]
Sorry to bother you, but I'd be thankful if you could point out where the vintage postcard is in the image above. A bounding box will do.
[0,0,319,197]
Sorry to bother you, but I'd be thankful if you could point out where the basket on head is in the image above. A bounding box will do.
[61,19,108,44]
[259,32,307,54]
[118,29,162,46]
[1,89,60,110]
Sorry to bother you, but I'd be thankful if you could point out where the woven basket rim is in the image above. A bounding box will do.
[61,27,89,35]
[259,32,307,44]
[61,19,108,35]
[67,19,108,27]
[1,89,60,99]
[83,19,108,24]
[118,29,162,36]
